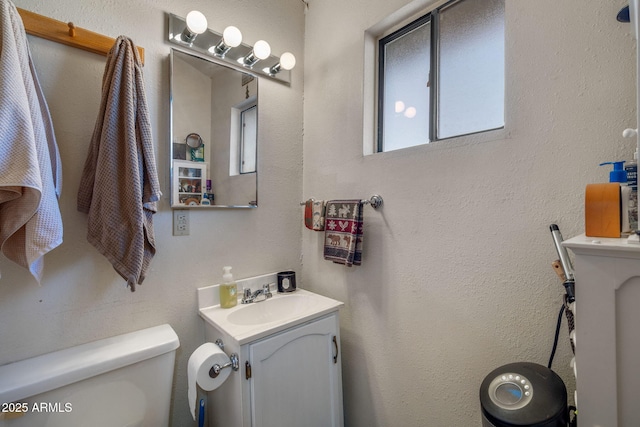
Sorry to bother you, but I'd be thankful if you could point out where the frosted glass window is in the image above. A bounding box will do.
[438,0,504,138]
[240,105,257,173]
[377,0,504,152]
[379,17,431,152]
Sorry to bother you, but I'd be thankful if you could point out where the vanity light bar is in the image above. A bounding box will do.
[167,12,294,85]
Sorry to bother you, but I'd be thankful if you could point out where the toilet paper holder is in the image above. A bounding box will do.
[210,339,239,378]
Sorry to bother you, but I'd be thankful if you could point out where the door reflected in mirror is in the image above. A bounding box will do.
[170,48,258,208]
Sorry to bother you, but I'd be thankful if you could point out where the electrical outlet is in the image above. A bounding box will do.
[173,209,190,236]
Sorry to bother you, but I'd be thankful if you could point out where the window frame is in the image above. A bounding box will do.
[376,0,504,153]
[229,96,257,177]
[239,104,257,174]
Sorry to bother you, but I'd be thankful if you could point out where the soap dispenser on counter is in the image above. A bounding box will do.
[219,266,238,308]
[585,161,632,237]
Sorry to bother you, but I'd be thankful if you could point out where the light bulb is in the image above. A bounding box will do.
[186,11,207,35]
[395,101,405,113]
[280,52,296,70]
[404,107,417,119]
[253,40,271,60]
[223,26,242,47]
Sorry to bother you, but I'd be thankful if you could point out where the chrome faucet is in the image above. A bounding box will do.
[241,284,273,304]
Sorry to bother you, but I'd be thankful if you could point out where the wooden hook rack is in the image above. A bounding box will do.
[16,8,145,65]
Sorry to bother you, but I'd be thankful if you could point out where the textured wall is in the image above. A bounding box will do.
[0,0,304,425]
[302,0,635,425]
[1,0,636,425]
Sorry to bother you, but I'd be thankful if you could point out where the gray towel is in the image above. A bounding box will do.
[77,36,161,291]
[0,0,63,282]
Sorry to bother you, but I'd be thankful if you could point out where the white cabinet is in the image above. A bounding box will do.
[248,314,343,427]
[563,234,640,427]
[171,160,208,206]
[203,312,343,427]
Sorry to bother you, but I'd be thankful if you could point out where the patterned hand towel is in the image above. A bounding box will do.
[312,200,326,231]
[0,0,63,282]
[304,199,326,231]
[324,200,363,266]
[304,199,314,230]
[77,36,161,292]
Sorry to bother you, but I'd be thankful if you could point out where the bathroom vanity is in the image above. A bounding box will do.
[563,235,640,426]
[197,274,344,427]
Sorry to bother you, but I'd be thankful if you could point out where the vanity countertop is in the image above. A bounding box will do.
[197,274,343,344]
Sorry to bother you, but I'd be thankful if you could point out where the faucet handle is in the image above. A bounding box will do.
[262,284,272,298]
[241,287,252,304]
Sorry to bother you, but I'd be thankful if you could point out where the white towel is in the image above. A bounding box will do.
[0,0,63,282]
[77,36,160,292]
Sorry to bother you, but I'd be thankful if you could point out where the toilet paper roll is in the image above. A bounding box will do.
[188,343,231,420]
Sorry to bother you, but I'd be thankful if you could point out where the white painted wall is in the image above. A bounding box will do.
[302,0,635,425]
[0,0,304,425]
[0,0,635,425]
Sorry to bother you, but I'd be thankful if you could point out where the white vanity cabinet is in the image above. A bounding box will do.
[197,280,344,427]
[563,235,640,427]
[248,314,343,427]
[203,312,344,427]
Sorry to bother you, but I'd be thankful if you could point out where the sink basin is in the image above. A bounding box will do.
[227,295,318,326]
[198,275,343,344]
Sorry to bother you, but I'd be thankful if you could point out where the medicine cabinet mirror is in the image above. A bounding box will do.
[170,48,258,208]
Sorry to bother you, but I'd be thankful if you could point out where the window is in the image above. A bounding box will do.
[240,105,257,174]
[229,98,257,176]
[377,0,504,152]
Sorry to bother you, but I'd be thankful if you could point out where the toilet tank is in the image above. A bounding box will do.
[0,324,180,427]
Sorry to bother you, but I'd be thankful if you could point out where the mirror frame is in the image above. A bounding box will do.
[170,47,259,209]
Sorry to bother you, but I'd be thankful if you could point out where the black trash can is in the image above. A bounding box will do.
[480,362,568,427]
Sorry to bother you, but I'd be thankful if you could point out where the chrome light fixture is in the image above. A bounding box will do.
[168,12,295,85]
[266,52,296,75]
[178,10,207,43]
[241,40,271,68]
[209,26,243,58]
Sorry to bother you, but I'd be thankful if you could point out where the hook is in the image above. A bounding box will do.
[67,22,76,37]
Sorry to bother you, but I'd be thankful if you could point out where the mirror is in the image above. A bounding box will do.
[170,48,258,208]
